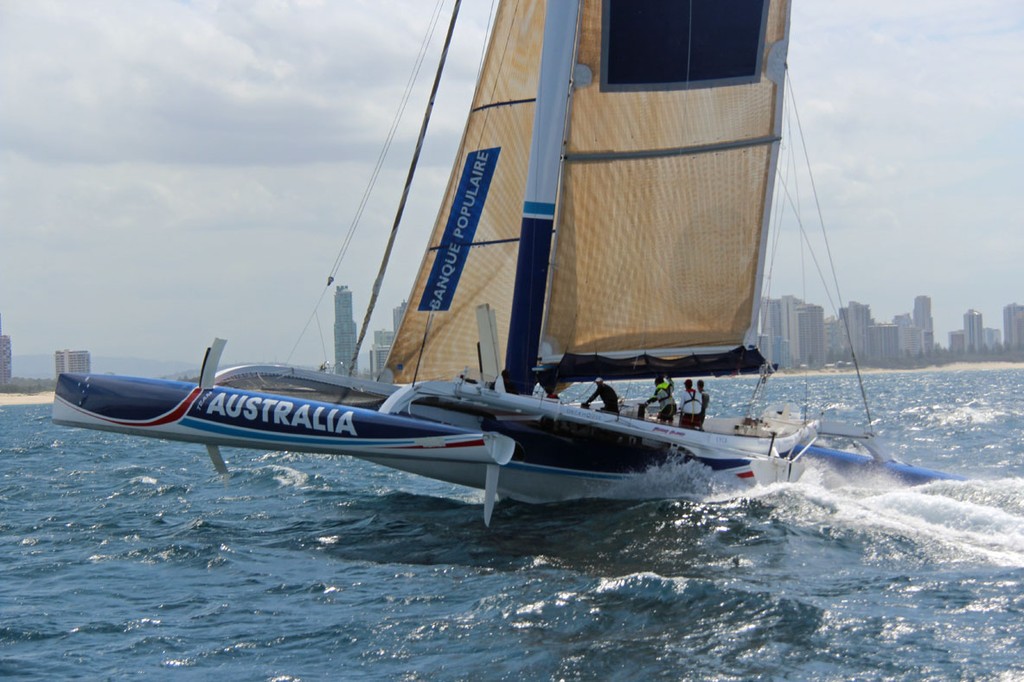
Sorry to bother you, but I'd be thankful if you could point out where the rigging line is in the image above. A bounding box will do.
[477,0,497,76]
[327,0,447,281]
[286,0,446,366]
[776,176,838,323]
[411,312,436,387]
[350,0,465,375]
[787,77,874,430]
[685,0,693,86]
[763,102,794,305]
[314,311,327,368]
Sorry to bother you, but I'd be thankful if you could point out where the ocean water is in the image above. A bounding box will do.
[2,368,1023,680]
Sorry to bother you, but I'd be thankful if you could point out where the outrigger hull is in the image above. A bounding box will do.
[52,373,515,467]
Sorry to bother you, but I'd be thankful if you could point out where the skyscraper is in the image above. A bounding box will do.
[1004,303,1024,350]
[0,314,11,385]
[840,301,872,359]
[893,313,923,357]
[795,303,825,368]
[369,329,395,378]
[333,285,357,375]
[868,324,900,360]
[913,295,934,353]
[964,309,984,353]
[759,297,786,368]
[393,300,408,334]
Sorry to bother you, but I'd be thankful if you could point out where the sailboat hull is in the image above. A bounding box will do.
[52,371,811,503]
[53,368,959,512]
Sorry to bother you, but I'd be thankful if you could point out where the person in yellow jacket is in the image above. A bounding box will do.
[646,375,676,423]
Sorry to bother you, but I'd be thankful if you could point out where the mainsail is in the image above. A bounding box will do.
[389,0,790,388]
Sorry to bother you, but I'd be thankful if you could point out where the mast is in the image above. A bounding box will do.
[504,0,581,393]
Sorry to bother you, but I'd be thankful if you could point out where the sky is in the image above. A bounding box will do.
[1,0,1022,371]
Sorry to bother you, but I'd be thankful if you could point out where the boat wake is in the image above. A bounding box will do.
[598,458,751,501]
[769,476,1024,567]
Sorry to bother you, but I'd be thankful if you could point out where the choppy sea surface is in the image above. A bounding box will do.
[2,368,1023,680]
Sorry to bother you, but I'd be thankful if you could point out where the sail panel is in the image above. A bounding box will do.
[543,146,772,355]
[539,0,789,369]
[387,1,545,384]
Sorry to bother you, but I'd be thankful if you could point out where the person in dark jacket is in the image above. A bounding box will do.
[582,378,619,413]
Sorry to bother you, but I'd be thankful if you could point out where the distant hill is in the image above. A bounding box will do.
[12,354,197,380]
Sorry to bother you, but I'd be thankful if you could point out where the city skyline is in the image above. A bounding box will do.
[761,295,1024,369]
[2,291,1021,380]
[1,2,1021,368]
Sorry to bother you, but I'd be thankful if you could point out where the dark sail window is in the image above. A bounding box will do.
[602,0,768,91]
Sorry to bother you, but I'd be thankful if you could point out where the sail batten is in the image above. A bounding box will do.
[472,98,537,113]
[566,135,781,163]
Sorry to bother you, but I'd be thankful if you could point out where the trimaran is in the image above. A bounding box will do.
[53,0,960,524]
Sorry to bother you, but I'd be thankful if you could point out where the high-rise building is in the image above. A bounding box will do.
[824,316,845,360]
[759,297,786,369]
[393,300,408,334]
[964,309,984,353]
[868,324,900,360]
[1004,303,1024,350]
[913,295,934,353]
[333,285,357,375]
[0,314,11,385]
[984,328,1001,350]
[55,349,91,375]
[893,313,923,357]
[948,330,965,353]
[369,329,395,378]
[840,301,872,359]
[795,303,825,368]
[760,296,802,368]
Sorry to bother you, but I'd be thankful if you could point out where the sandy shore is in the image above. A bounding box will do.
[0,361,1019,407]
[0,392,55,406]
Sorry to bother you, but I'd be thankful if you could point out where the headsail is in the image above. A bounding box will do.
[539,0,789,383]
[387,2,545,385]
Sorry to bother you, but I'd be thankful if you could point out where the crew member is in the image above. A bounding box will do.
[582,378,619,413]
[679,379,702,428]
[697,379,711,428]
[646,375,676,423]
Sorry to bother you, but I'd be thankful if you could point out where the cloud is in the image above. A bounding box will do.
[0,0,1021,369]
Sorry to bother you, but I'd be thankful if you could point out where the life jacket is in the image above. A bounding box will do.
[681,388,701,414]
[653,380,673,408]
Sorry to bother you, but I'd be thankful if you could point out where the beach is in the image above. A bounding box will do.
[0,392,55,406]
[1,361,1020,407]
